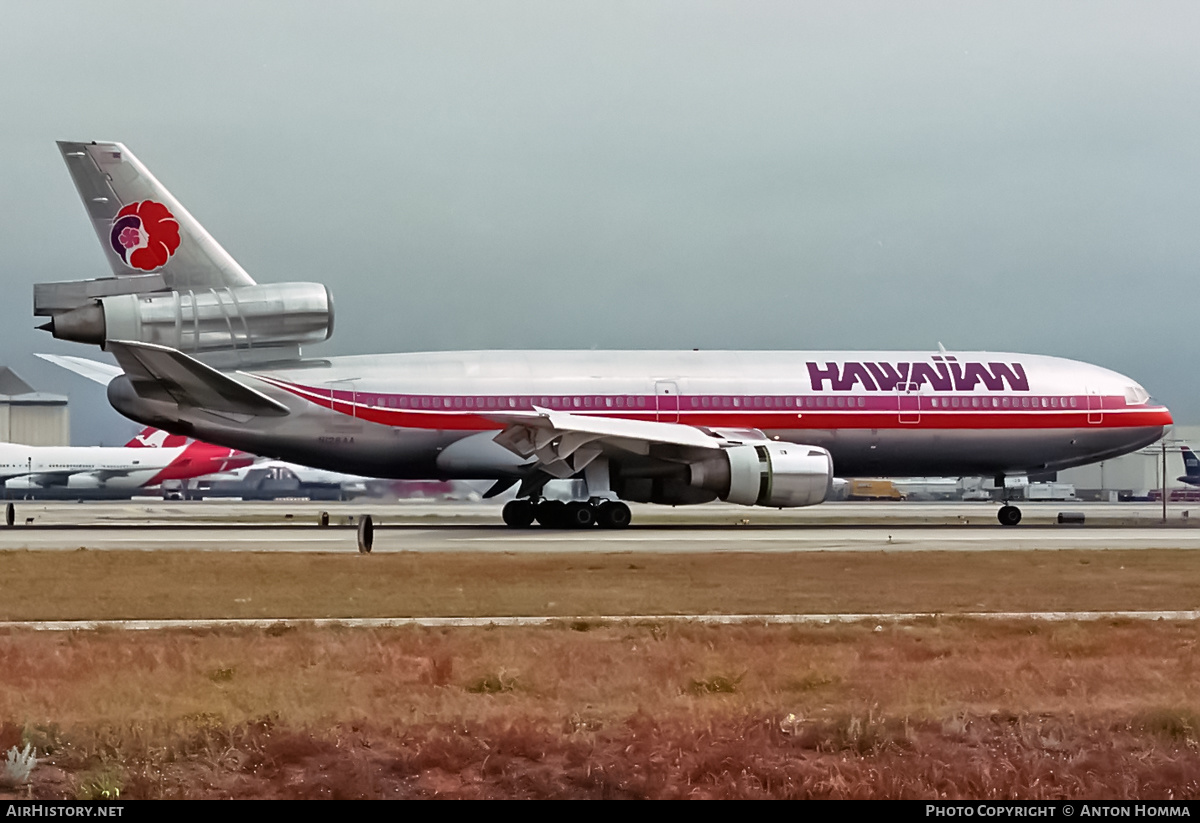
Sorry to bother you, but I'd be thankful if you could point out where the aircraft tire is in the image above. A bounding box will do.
[536,500,566,528]
[596,501,632,529]
[357,514,374,553]
[565,501,595,528]
[502,499,536,528]
[997,505,1022,527]
[4,503,12,528]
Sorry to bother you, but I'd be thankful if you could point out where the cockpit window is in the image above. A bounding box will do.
[1124,385,1150,405]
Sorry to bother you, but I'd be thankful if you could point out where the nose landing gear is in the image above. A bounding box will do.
[997,505,1022,526]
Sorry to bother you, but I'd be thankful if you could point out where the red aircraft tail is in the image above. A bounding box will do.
[122,426,190,448]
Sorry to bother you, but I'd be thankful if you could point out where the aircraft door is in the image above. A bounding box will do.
[897,381,921,425]
[1086,388,1103,425]
[327,380,358,419]
[656,381,680,423]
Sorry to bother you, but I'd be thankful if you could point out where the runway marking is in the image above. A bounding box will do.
[3,611,1197,631]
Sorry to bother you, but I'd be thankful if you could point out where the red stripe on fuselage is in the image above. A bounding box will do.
[253,375,1173,432]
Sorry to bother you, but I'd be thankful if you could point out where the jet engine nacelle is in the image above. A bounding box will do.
[43,282,334,353]
[688,442,833,508]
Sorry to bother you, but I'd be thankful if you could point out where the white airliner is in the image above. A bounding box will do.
[33,141,1172,527]
[0,425,253,492]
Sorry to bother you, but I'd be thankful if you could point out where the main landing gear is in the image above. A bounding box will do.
[502,498,632,529]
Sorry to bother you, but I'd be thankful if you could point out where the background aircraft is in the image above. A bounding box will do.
[33,142,1173,527]
[1178,447,1200,487]
[0,425,253,493]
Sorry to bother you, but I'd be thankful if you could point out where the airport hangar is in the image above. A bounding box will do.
[0,367,68,447]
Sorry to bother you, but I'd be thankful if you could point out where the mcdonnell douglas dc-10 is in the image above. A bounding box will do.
[34,141,1171,528]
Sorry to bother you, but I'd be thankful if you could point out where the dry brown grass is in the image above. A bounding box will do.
[1,548,1198,620]
[2,620,1200,798]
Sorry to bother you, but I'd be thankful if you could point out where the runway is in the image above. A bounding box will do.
[4,610,1199,631]
[0,499,1198,553]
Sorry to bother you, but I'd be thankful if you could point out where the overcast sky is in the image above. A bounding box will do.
[2,1,1198,443]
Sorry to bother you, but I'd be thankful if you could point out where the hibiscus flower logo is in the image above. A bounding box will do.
[108,200,181,271]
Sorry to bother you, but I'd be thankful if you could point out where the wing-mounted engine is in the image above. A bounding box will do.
[688,442,833,507]
[37,282,333,354]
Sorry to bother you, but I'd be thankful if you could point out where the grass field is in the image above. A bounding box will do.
[0,548,1198,620]
[2,547,1199,798]
[2,620,1200,798]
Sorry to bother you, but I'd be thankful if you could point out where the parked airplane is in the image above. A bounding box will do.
[0,425,253,492]
[37,355,373,500]
[1178,447,1200,487]
[34,141,1173,527]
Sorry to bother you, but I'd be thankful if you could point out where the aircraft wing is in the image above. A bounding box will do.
[488,406,749,480]
[106,340,290,418]
[3,470,79,487]
[35,353,123,386]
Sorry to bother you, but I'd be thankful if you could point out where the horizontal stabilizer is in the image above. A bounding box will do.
[35,353,123,385]
[106,340,289,417]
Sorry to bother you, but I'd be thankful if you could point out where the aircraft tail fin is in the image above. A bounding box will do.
[1183,446,1200,477]
[56,141,256,290]
[123,427,190,448]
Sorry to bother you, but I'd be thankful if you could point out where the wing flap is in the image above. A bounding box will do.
[489,407,728,479]
[106,340,289,417]
[489,407,724,456]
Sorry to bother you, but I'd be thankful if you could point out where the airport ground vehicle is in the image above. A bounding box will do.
[34,142,1172,528]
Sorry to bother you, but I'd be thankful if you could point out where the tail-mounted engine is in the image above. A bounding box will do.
[37,282,333,353]
[689,441,833,507]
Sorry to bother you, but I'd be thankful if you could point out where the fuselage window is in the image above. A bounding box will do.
[584,397,593,408]
[638,397,646,408]
[1070,397,1078,408]
[972,397,980,408]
